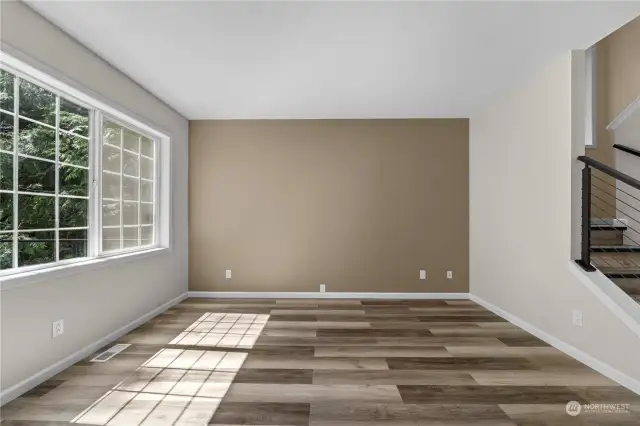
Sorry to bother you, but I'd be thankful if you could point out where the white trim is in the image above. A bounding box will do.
[188,291,470,300]
[585,45,596,147]
[470,293,640,395]
[1,247,168,290]
[0,292,188,406]
[607,95,640,131]
[568,261,640,339]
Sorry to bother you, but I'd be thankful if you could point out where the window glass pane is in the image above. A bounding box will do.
[123,129,139,152]
[101,119,156,253]
[18,230,55,267]
[59,229,87,260]
[103,144,120,173]
[19,79,56,126]
[103,121,121,147]
[0,70,14,112]
[141,137,153,158]
[18,118,55,160]
[0,235,12,270]
[102,171,120,199]
[123,201,138,225]
[141,180,153,202]
[59,165,88,197]
[102,201,120,227]
[18,194,55,229]
[1,152,13,190]
[60,132,88,167]
[1,193,12,231]
[59,98,89,137]
[141,225,153,246]
[141,157,153,180]
[123,176,139,201]
[141,203,153,225]
[18,157,55,193]
[0,112,13,151]
[102,227,120,252]
[123,150,139,177]
[123,226,138,248]
[59,197,88,228]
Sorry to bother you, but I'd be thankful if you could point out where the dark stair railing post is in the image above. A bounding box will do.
[578,164,596,271]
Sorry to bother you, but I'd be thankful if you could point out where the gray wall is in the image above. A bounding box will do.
[0,1,189,393]
[469,50,640,386]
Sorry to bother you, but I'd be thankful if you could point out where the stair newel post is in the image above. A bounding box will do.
[580,165,596,271]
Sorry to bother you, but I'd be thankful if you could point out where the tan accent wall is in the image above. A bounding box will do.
[189,119,469,293]
[588,16,640,166]
[587,16,640,219]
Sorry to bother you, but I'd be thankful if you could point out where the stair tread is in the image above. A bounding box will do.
[591,245,640,252]
[601,267,640,272]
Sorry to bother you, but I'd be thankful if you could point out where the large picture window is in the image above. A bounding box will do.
[0,65,161,275]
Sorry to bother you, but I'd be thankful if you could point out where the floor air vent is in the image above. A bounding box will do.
[91,343,131,362]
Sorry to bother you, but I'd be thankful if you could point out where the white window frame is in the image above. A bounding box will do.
[0,52,170,282]
[95,112,161,256]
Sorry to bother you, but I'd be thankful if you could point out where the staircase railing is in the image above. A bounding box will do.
[614,143,640,159]
[576,156,640,282]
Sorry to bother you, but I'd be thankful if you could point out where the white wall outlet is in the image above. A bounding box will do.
[319,284,326,293]
[225,269,232,280]
[446,270,453,279]
[572,309,583,327]
[52,319,64,338]
[419,270,426,280]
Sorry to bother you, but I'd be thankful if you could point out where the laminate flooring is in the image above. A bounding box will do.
[1,298,638,425]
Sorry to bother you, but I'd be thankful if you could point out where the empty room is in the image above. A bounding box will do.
[2,1,640,425]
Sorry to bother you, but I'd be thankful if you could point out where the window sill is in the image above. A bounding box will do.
[0,247,169,291]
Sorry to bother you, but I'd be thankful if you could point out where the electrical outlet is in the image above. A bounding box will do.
[52,319,64,338]
[572,309,583,327]
[419,270,426,280]
[225,269,232,280]
[446,271,453,279]
[319,284,326,293]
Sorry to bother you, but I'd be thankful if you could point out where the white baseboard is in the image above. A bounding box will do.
[0,292,188,406]
[470,294,640,395]
[187,291,470,300]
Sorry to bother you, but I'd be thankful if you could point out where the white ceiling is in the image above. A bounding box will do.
[25,1,640,120]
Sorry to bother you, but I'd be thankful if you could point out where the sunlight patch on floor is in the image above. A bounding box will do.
[71,349,247,425]
[169,313,270,349]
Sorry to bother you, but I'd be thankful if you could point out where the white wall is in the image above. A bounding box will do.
[470,51,640,387]
[0,1,188,393]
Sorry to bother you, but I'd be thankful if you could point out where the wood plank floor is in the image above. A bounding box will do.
[2,298,639,425]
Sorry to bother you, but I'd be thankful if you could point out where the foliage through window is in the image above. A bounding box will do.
[0,67,158,274]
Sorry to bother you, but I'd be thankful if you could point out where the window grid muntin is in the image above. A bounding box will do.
[12,75,18,268]
[2,71,90,270]
[100,115,156,254]
[55,96,60,261]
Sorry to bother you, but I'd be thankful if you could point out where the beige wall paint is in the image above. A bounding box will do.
[1,2,189,394]
[190,119,469,293]
[603,16,640,124]
[586,16,640,220]
[470,50,640,386]
[588,16,640,166]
